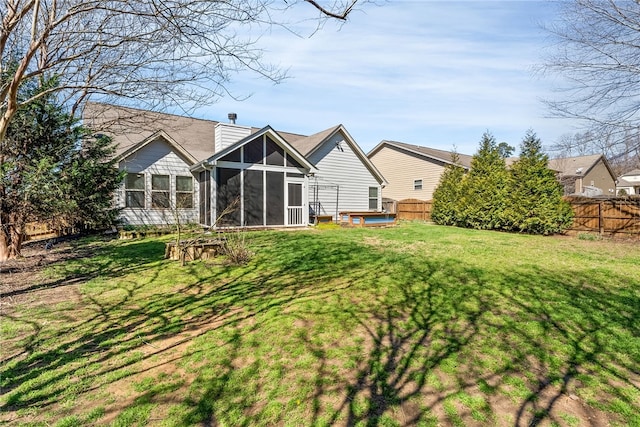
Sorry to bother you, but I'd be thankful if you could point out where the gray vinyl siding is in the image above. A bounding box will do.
[307,132,381,219]
[117,139,199,225]
[369,145,447,201]
[214,123,251,152]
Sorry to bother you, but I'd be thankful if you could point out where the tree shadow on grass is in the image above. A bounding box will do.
[304,256,491,426]
[490,267,640,426]
[1,230,638,426]
[295,254,639,426]
[0,232,389,421]
[252,239,638,426]
[1,237,166,299]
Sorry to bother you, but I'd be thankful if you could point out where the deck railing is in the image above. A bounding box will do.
[287,207,304,226]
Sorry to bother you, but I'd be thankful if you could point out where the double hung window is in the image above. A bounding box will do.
[176,176,194,209]
[368,187,378,210]
[151,175,170,208]
[125,173,145,208]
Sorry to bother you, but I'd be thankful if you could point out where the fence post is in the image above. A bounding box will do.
[599,201,604,236]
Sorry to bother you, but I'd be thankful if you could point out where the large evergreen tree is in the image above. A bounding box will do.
[431,152,466,226]
[458,132,510,230]
[0,77,123,260]
[505,130,574,234]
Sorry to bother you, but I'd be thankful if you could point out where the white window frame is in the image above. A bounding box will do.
[151,174,171,209]
[125,173,145,208]
[176,175,194,209]
[368,186,378,210]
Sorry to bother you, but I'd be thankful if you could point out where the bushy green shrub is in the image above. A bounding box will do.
[457,132,510,230]
[431,130,574,235]
[504,131,574,235]
[431,152,466,226]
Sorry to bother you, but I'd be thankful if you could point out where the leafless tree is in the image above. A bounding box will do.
[0,0,367,260]
[548,129,640,176]
[541,0,640,166]
[0,0,365,143]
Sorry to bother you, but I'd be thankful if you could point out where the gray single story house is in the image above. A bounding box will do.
[84,102,387,227]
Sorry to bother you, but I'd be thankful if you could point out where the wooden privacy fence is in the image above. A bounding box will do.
[23,221,81,242]
[397,199,433,222]
[23,197,640,238]
[396,197,640,237]
[566,197,640,236]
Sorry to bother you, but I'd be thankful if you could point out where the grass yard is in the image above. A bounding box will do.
[1,222,639,426]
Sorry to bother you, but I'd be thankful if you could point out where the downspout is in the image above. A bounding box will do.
[335,185,339,224]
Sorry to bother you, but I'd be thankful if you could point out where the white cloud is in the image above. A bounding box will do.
[198,0,576,154]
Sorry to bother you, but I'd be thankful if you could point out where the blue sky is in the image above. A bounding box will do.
[194,0,577,156]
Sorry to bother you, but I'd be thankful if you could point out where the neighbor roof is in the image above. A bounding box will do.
[547,154,609,177]
[368,140,473,169]
[620,169,640,178]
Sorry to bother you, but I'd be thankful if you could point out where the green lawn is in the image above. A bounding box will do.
[1,222,639,426]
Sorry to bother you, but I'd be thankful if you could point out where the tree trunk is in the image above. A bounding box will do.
[0,217,24,261]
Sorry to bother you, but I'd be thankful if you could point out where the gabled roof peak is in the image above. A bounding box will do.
[369,140,473,169]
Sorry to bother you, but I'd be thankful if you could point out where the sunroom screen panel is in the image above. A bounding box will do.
[216,168,241,226]
[244,169,264,226]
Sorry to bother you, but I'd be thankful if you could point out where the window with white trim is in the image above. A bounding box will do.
[125,173,145,208]
[151,174,170,208]
[176,176,194,209]
[368,187,378,210]
[414,179,423,190]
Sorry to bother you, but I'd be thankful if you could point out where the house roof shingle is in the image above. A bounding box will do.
[547,154,605,177]
[286,125,342,156]
[84,103,381,182]
[620,169,640,178]
[84,102,333,162]
[369,140,473,169]
[84,102,221,163]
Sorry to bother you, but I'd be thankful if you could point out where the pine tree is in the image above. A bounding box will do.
[0,77,123,260]
[505,130,574,234]
[459,132,510,230]
[432,152,466,226]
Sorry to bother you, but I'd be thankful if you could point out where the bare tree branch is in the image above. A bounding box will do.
[0,0,367,142]
[541,0,640,165]
[303,0,358,20]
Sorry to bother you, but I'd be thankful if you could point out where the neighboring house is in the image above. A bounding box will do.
[368,142,618,202]
[616,169,640,195]
[84,102,386,227]
[367,140,473,202]
[548,154,617,197]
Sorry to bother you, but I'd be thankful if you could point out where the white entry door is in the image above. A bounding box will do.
[286,181,304,226]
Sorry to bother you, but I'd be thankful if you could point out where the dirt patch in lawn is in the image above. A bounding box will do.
[1,237,101,313]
